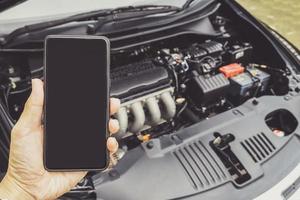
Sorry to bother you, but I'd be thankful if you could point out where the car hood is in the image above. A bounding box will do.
[0,0,186,35]
[0,0,27,13]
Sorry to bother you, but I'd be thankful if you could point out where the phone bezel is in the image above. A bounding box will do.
[43,35,110,171]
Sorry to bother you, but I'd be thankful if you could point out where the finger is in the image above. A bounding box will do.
[107,137,118,154]
[110,153,118,166]
[110,98,120,115]
[15,79,44,131]
[109,119,119,135]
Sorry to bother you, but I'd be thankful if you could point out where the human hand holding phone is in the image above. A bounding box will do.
[0,79,120,200]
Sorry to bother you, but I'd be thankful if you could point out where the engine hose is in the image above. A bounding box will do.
[129,102,145,133]
[145,97,161,125]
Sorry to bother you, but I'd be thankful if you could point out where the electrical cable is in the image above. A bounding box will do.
[175,101,187,118]
[168,64,179,96]
[9,86,31,95]
[31,66,44,74]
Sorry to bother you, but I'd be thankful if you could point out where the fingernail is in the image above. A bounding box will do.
[30,79,38,97]
[111,119,119,127]
[31,78,41,92]
[111,98,121,106]
[107,136,117,143]
[107,137,118,152]
[110,119,119,133]
[31,78,40,85]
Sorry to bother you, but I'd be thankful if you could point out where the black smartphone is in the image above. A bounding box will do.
[44,35,110,171]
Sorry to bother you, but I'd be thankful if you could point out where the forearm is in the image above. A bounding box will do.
[0,175,34,200]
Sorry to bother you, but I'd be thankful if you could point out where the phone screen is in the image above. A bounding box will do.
[44,36,110,170]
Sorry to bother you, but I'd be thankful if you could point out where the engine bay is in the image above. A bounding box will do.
[0,34,292,156]
[110,39,289,143]
[1,0,300,199]
[0,19,292,151]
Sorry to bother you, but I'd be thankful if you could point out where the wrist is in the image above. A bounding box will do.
[0,175,34,200]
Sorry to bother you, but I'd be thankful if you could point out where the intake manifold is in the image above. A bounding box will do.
[115,87,175,139]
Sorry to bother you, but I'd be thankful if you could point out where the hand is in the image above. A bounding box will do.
[0,79,120,200]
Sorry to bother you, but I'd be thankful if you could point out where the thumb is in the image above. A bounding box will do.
[15,79,44,132]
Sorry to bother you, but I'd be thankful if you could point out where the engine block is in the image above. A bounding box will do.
[111,60,176,138]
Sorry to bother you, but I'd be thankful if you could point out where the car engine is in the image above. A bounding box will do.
[105,39,288,149]
[0,36,290,153]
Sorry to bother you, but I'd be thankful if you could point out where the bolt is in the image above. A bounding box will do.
[109,170,119,178]
[146,141,154,149]
[252,99,259,105]
[180,84,186,90]
[284,96,290,101]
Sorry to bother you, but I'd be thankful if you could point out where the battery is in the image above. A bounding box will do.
[230,72,254,97]
[247,67,270,92]
[229,68,270,97]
